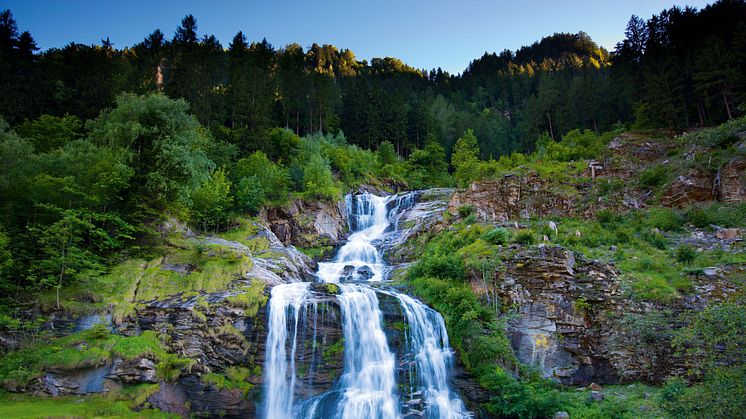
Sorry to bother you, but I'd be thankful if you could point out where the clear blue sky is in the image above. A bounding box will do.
[5,0,713,74]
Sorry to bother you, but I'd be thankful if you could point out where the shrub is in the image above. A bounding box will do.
[410,254,465,281]
[483,227,511,245]
[235,176,265,213]
[676,244,697,264]
[642,230,669,250]
[191,167,233,230]
[639,165,668,188]
[596,209,621,225]
[233,151,290,204]
[458,205,475,218]
[512,229,536,246]
[596,178,624,196]
[303,154,340,201]
[645,208,683,231]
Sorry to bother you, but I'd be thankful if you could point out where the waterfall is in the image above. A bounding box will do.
[335,284,398,418]
[263,192,469,418]
[392,292,468,418]
[263,282,310,418]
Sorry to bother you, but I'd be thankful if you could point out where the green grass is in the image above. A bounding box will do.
[225,280,267,317]
[0,390,176,418]
[83,238,254,320]
[0,327,191,389]
[200,366,254,396]
[298,245,334,260]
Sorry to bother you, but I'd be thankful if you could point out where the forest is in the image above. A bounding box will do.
[0,1,742,299]
[0,1,745,418]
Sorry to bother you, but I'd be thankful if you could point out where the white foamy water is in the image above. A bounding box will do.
[263,192,469,419]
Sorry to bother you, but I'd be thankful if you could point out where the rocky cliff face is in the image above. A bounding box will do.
[493,245,738,386]
[447,175,581,222]
[260,199,348,250]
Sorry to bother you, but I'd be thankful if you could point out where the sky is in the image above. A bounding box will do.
[5,0,714,75]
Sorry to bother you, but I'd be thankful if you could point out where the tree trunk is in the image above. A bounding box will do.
[723,90,733,120]
[546,112,554,140]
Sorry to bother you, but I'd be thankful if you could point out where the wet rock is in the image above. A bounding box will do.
[356,266,374,281]
[160,263,197,274]
[554,412,570,419]
[147,383,189,417]
[588,382,602,391]
[28,366,120,396]
[386,189,453,262]
[589,391,604,402]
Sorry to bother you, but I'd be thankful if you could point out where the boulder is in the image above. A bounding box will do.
[589,391,604,402]
[716,228,741,241]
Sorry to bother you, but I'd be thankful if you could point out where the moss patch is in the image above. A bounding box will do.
[0,327,191,389]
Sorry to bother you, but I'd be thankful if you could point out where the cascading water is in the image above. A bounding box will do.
[263,192,469,419]
[263,283,310,418]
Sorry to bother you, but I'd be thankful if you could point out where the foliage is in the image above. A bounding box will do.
[0,392,175,418]
[512,229,536,245]
[659,367,746,419]
[451,129,481,187]
[191,167,233,231]
[88,93,214,206]
[233,151,290,205]
[235,176,265,213]
[15,114,83,152]
[482,227,511,246]
[673,302,746,374]
[675,244,697,264]
[0,328,189,389]
[457,205,475,218]
[303,153,340,201]
[226,280,267,318]
[639,165,668,188]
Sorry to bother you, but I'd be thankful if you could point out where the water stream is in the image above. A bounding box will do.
[263,192,468,419]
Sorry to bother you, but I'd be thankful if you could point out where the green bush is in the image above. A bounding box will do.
[483,227,511,245]
[233,151,290,204]
[410,254,465,280]
[303,154,340,201]
[639,165,668,188]
[191,167,233,230]
[596,209,621,225]
[645,208,683,231]
[641,230,669,250]
[675,244,697,264]
[512,229,536,246]
[458,205,475,218]
[235,176,265,213]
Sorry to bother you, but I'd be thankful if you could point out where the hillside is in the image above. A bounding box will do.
[1,1,745,418]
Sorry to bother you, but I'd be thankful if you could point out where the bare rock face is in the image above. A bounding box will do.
[661,169,716,207]
[448,175,576,222]
[492,246,736,386]
[260,199,348,248]
[719,156,746,202]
